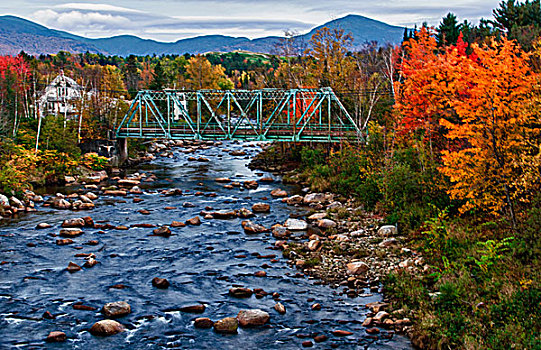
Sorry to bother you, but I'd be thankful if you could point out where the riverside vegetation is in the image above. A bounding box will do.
[1,1,541,348]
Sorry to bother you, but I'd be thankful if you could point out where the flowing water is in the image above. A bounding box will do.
[0,141,411,349]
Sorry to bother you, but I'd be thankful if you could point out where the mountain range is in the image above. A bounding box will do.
[0,14,405,56]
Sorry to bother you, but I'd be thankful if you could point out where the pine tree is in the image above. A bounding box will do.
[437,13,462,46]
[149,61,167,90]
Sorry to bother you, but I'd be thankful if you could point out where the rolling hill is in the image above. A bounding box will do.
[0,14,404,56]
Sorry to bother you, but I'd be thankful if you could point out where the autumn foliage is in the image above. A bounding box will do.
[395,28,541,224]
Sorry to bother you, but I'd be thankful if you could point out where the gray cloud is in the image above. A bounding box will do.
[12,0,502,40]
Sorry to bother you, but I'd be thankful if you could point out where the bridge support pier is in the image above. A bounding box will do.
[116,138,128,165]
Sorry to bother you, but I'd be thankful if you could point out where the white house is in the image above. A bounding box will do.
[39,72,84,118]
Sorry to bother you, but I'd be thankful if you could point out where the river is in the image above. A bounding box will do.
[0,141,411,349]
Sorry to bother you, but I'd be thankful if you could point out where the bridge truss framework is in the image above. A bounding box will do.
[116,88,362,142]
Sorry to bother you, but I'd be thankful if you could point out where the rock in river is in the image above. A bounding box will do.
[237,309,270,327]
[61,218,86,228]
[213,317,238,334]
[243,180,259,189]
[102,301,131,318]
[274,302,286,314]
[152,277,170,289]
[194,317,214,329]
[56,239,74,246]
[229,287,253,298]
[36,222,52,229]
[270,189,288,197]
[179,304,206,313]
[251,203,270,213]
[59,228,83,237]
[237,207,254,218]
[46,331,67,342]
[241,220,268,234]
[186,216,201,226]
[89,319,124,336]
[153,226,171,237]
[67,262,81,273]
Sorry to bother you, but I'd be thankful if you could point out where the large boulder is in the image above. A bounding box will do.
[102,301,131,318]
[89,319,124,336]
[237,309,270,327]
[9,196,24,209]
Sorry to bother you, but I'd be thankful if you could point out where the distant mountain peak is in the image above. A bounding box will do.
[0,14,404,56]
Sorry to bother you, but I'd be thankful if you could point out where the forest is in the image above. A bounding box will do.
[0,0,540,348]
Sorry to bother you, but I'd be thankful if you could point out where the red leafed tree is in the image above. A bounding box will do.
[0,55,31,136]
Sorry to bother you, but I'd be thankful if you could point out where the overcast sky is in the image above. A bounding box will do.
[1,1,501,41]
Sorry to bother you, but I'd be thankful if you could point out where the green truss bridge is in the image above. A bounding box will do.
[116,88,361,142]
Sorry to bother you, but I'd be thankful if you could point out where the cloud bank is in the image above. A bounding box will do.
[22,0,501,41]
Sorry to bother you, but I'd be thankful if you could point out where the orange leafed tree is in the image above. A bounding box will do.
[396,30,541,226]
[439,38,540,226]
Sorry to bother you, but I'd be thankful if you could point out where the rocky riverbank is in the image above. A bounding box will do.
[249,145,428,342]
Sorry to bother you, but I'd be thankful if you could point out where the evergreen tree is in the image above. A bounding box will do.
[403,27,410,42]
[124,55,140,98]
[437,13,462,46]
[149,61,167,90]
[492,0,541,50]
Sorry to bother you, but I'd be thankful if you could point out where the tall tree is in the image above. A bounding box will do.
[185,55,232,90]
[308,27,355,90]
[123,55,140,98]
[437,13,462,46]
[492,0,541,50]
[149,61,167,90]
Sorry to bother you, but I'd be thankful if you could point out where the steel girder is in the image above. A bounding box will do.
[116,88,362,142]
